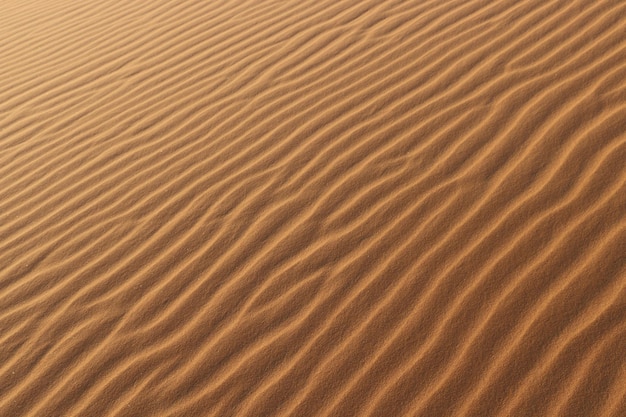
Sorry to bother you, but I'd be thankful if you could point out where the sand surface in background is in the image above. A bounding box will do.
[1,0,625,416]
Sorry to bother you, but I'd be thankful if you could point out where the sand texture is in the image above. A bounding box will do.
[1,0,626,416]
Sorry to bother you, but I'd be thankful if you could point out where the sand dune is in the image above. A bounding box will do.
[1,0,625,415]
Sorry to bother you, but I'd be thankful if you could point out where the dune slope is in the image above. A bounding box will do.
[1,0,625,416]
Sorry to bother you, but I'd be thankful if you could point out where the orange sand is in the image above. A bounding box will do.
[1,0,625,416]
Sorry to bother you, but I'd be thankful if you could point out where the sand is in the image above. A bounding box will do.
[1,0,625,415]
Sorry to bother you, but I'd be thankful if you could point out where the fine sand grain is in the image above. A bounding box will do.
[1,0,625,416]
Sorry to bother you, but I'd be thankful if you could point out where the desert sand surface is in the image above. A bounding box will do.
[1,0,625,416]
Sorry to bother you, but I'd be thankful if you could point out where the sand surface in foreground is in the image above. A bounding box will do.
[1,0,625,416]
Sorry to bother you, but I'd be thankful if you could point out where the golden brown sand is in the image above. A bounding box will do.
[1,0,625,415]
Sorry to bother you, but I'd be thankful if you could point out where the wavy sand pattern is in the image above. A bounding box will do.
[1,0,626,415]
